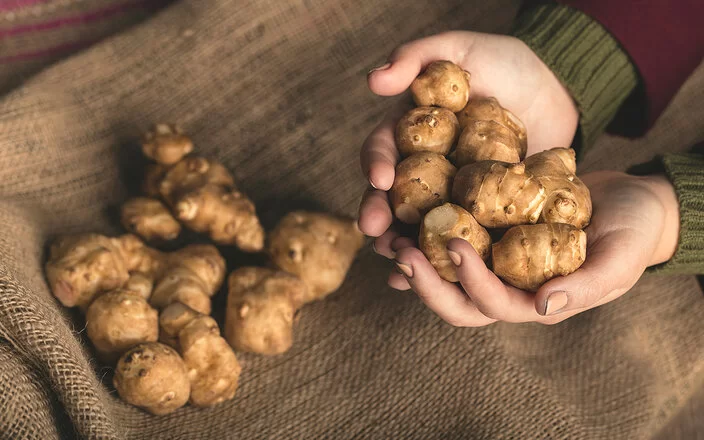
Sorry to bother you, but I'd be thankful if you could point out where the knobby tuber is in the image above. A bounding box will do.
[492,223,587,292]
[419,203,491,282]
[113,342,191,415]
[225,267,306,355]
[390,153,457,224]
[121,197,181,242]
[395,107,460,157]
[410,60,471,112]
[141,124,194,166]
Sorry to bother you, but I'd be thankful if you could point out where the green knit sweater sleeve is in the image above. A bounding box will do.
[511,3,639,154]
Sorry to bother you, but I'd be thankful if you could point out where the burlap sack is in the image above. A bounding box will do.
[0,0,702,438]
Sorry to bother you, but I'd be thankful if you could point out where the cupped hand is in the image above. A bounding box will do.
[388,171,680,326]
[359,31,580,243]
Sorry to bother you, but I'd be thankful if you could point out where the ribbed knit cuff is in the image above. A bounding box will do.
[511,4,639,155]
[648,154,704,275]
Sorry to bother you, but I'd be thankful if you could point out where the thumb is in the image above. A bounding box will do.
[368,31,472,96]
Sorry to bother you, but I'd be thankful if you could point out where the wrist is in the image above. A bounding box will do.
[640,174,680,266]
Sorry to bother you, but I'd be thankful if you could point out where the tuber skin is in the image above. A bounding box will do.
[390,153,457,224]
[524,148,592,229]
[410,60,471,112]
[452,161,546,228]
[395,107,460,157]
[455,120,525,166]
[121,197,181,242]
[268,212,364,303]
[159,302,201,349]
[455,97,527,157]
[225,267,306,355]
[150,244,226,315]
[491,223,587,292]
[141,124,194,166]
[124,273,154,300]
[154,156,265,252]
[419,203,491,282]
[113,342,191,415]
[85,289,158,363]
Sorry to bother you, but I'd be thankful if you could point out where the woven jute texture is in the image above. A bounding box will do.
[0,0,703,439]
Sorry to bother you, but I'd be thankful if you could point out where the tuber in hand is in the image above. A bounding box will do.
[395,107,460,157]
[419,203,490,282]
[410,60,471,112]
[113,342,191,415]
[268,211,364,303]
[225,267,306,355]
[389,153,457,224]
[491,223,586,292]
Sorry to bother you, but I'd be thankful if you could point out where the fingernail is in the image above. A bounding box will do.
[447,250,461,266]
[395,262,413,278]
[368,63,391,74]
[369,179,377,189]
[543,291,568,316]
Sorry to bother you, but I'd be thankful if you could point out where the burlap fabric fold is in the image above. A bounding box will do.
[0,0,702,438]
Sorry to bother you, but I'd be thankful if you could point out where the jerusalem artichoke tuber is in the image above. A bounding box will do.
[410,61,471,112]
[395,107,460,157]
[141,124,194,166]
[121,197,181,242]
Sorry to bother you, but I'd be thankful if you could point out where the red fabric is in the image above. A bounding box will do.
[558,0,704,129]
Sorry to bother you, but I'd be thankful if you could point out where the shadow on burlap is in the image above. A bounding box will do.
[0,0,702,439]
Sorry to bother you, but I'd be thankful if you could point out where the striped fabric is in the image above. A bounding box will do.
[0,0,171,93]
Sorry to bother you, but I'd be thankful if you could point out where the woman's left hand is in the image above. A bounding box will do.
[385,171,681,326]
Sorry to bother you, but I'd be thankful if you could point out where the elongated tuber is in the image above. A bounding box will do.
[395,107,460,157]
[114,342,191,415]
[268,212,364,303]
[121,197,181,242]
[419,203,491,282]
[390,153,457,224]
[524,148,592,229]
[142,124,194,166]
[492,223,586,291]
[410,61,471,112]
[225,267,306,355]
[85,288,158,363]
[452,161,546,228]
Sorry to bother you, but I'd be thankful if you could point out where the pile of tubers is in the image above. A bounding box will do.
[44,127,364,415]
[391,60,591,291]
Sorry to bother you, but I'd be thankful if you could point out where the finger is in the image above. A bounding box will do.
[447,238,539,323]
[395,246,495,327]
[373,229,400,259]
[390,236,416,252]
[535,230,646,316]
[388,272,411,291]
[360,102,408,190]
[368,31,470,96]
[358,188,393,237]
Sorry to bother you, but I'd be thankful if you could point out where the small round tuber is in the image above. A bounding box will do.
[410,61,471,112]
[113,342,191,415]
[389,153,457,224]
[268,212,365,303]
[456,96,527,155]
[491,223,587,292]
[419,203,491,282]
[85,289,159,363]
[226,267,306,355]
[395,106,460,157]
[452,160,546,228]
[121,197,181,242]
[142,124,194,166]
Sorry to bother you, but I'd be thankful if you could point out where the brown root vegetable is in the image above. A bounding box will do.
[524,148,592,229]
[456,96,527,153]
[124,273,155,300]
[268,212,364,303]
[150,244,226,314]
[225,267,306,355]
[156,157,264,252]
[121,197,181,242]
[159,302,201,349]
[85,289,158,363]
[452,161,546,228]
[395,107,460,157]
[419,203,491,282]
[142,124,194,166]
[389,153,457,224]
[410,61,471,112]
[455,120,525,166]
[179,315,241,407]
[113,342,191,415]
[491,223,587,291]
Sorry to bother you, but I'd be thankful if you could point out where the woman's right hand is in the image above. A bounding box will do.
[358,31,581,257]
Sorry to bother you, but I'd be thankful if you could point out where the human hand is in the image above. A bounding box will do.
[359,30,580,241]
[387,171,680,326]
